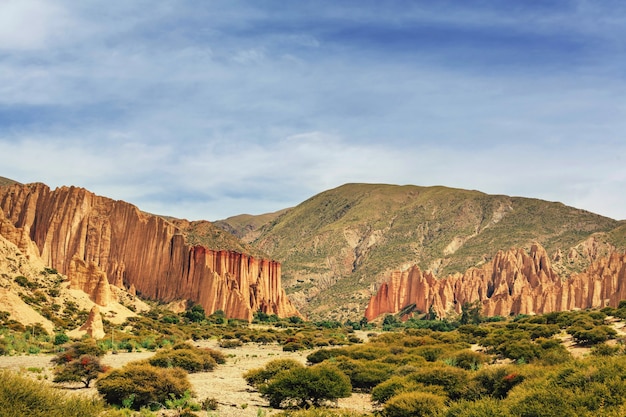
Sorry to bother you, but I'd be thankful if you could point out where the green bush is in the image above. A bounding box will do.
[591,343,621,356]
[406,366,469,400]
[371,376,443,404]
[219,339,243,348]
[274,409,370,417]
[568,325,617,345]
[53,333,70,345]
[449,350,488,370]
[445,398,511,417]
[383,391,447,417]
[260,363,351,408]
[96,363,191,410]
[507,384,578,417]
[334,357,393,391]
[471,366,524,399]
[148,348,217,372]
[244,358,304,388]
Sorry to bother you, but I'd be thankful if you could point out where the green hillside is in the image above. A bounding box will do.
[213,208,290,243]
[167,218,268,258]
[239,183,624,320]
[0,176,20,187]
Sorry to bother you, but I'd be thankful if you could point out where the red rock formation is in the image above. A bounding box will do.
[365,244,626,320]
[0,183,299,320]
[79,305,106,339]
[68,256,113,306]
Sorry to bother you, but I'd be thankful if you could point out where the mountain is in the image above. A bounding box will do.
[213,209,290,243]
[0,182,299,321]
[226,183,625,320]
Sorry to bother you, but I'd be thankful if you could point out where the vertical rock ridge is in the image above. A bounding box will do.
[0,183,299,320]
[365,243,626,320]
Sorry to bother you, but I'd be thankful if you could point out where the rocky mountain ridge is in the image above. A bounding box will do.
[0,182,299,321]
[365,242,626,320]
[219,183,625,320]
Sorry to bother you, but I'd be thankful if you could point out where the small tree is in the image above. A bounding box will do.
[53,354,107,388]
[460,301,482,325]
[184,304,206,322]
[52,340,107,388]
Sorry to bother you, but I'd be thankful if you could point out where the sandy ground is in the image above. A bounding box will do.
[0,340,373,417]
[7,322,622,416]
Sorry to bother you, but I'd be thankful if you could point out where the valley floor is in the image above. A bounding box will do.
[0,336,374,417]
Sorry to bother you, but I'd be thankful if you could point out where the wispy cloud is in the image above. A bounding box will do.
[1,1,625,220]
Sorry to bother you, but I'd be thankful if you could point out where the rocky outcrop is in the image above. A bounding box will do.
[365,244,626,320]
[68,256,113,306]
[78,305,106,339]
[0,183,299,320]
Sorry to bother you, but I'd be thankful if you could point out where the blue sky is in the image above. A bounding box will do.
[1,1,625,220]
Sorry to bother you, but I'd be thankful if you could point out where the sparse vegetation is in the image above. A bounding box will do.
[0,370,104,416]
[96,363,192,410]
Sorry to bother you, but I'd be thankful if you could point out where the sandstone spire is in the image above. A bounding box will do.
[79,305,106,339]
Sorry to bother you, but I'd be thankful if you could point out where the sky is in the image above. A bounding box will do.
[1,1,625,221]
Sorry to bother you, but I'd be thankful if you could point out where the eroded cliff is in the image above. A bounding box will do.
[365,244,626,320]
[0,183,299,320]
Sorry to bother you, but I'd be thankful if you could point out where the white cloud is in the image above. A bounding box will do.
[0,0,70,50]
[1,2,626,222]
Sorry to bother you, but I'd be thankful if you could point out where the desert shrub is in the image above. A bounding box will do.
[449,350,488,370]
[283,341,306,351]
[259,363,351,408]
[96,363,191,410]
[274,409,370,417]
[148,348,217,372]
[471,366,524,399]
[201,397,219,410]
[445,398,511,417]
[371,376,416,404]
[591,343,621,356]
[244,358,304,388]
[498,339,541,362]
[219,339,243,348]
[568,325,617,345]
[383,391,447,417]
[334,357,394,391]
[413,346,444,362]
[507,383,578,417]
[535,338,571,365]
[53,332,70,345]
[0,370,104,417]
[406,366,469,400]
[307,348,344,364]
[371,376,443,404]
[550,357,626,409]
[184,304,206,322]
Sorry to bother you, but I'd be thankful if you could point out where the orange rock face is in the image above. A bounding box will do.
[365,244,626,320]
[0,183,299,320]
[79,305,106,339]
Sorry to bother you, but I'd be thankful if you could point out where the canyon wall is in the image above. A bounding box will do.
[0,183,299,320]
[365,244,626,320]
